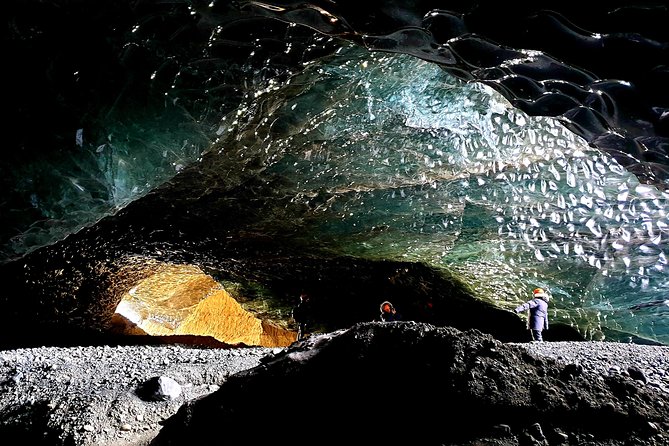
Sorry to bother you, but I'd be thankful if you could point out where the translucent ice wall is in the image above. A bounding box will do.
[222,45,668,342]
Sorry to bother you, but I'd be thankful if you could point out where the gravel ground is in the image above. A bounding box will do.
[0,344,277,445]
[511,341,669,395]
[0,338,667,445]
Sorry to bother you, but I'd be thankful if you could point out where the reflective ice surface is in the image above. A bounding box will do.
[2,30,666,343]
[218,46,668,342]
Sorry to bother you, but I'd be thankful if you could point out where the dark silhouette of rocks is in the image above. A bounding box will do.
[152,322,669,446]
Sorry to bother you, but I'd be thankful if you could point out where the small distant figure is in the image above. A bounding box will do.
[515,288,550,342]
[418,296,435,322]
[292,292,312,341]
[379,300,401,322]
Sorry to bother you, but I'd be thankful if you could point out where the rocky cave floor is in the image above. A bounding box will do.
[0,342,277,445]
[1,323,668,446]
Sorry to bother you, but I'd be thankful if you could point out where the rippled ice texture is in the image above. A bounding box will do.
[223,45,668,343]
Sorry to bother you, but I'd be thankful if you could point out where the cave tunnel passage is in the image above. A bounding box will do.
[112,263,297,348]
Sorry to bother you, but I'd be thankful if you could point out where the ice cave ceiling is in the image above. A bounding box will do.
[1,0,667,348]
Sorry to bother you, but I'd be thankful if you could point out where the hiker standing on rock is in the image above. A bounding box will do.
[515,288,550,342]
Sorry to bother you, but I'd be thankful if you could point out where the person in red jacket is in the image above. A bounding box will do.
[515,288,551,342]
[379,301,401,322]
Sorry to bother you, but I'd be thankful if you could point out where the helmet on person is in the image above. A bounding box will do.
[380,301,393,313]
[533,288,550,301]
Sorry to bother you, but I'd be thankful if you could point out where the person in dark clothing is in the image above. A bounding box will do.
[379,300,401,322]
[292,292,312,341]
[515,288,550,342]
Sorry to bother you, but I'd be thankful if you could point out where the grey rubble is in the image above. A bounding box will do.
[1,322,668,446]
[0,344,275,445]
[513,340,669,395]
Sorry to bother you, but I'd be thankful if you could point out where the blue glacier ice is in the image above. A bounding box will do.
[213,45,668,343]
[2,41,667,343]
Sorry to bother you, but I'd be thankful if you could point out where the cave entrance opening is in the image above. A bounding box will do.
[112,263,295,347]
